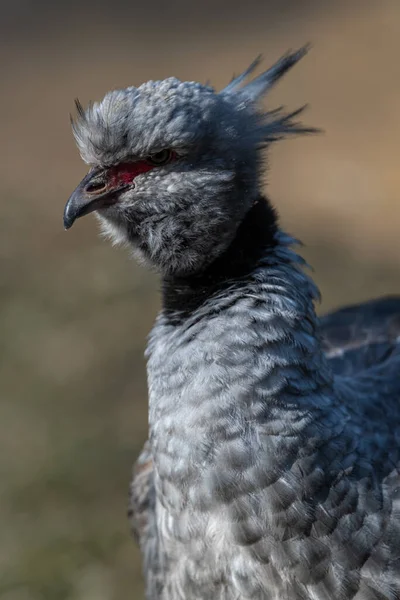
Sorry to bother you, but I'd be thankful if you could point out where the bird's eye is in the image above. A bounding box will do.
[147,149,173,166]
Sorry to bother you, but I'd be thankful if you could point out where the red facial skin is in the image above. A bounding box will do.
[108,151,177,188]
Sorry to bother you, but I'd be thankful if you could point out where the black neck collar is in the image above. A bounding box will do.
[161,197,279,320]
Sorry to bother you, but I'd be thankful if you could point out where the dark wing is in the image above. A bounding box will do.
[319,295,400,376]
[129,440,164,599]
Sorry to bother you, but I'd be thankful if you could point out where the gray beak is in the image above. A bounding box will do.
[63,169,127,230]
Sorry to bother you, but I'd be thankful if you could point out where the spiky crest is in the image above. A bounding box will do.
[221,45,311,101]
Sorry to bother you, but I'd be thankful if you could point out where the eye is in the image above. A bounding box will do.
[146,149,173,166]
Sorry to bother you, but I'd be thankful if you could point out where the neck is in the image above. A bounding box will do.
[161,197,279,319]
[148,197,338,519]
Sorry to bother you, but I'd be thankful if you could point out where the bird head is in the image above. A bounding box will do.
[64,47,313,276]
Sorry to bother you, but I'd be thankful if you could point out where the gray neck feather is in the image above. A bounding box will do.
[145,212,343,543]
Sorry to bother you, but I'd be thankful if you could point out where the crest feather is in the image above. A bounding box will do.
[222,55,262,95]
[221,45,311,102]
[221,44,320,143]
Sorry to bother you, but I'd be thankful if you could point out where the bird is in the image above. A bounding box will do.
[64,47,400,600]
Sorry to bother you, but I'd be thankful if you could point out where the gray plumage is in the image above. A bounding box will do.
[64,48,400,600]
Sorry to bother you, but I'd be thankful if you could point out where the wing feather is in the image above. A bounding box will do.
[129,441,164,598]
[320,296,400,376]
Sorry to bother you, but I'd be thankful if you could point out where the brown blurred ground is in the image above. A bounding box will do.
[1,1,400,598]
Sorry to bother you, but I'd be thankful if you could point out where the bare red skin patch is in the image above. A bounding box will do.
[108,152,177,188]
[109,161,155,187]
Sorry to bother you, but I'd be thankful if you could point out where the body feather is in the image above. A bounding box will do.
[130,207,400,599]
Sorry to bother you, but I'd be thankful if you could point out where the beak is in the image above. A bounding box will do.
[63,169,127,230]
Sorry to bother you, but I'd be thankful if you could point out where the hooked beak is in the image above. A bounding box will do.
[63,169,128,230]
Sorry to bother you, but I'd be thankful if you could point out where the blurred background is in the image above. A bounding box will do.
[1,0,400,598]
